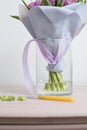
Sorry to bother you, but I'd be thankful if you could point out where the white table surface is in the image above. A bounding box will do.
[0,86,87,125]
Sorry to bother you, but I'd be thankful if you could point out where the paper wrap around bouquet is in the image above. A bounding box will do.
[20,3,87,72]
[19,3,87,93]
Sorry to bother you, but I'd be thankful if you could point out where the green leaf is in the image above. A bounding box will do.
[10,15,20,20]
[21,0,30,10]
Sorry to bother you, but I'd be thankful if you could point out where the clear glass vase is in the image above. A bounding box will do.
[36,45,73,96]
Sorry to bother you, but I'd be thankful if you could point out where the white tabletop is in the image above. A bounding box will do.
[0,86,87,125]
[0,86,87,117]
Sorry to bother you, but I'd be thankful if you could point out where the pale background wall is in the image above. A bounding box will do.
[0,0,87,88]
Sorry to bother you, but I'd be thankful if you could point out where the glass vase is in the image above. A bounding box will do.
[36,45,73,96]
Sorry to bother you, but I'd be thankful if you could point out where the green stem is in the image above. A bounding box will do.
[45,0,52,6]
[55,72,67,91]
[45,71,68,92]
[59,0,65,7]
[50,72,55,91]
[55,0,58,6]
[51,72,61,91]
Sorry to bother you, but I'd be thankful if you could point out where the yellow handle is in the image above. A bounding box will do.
[38,96,74,102]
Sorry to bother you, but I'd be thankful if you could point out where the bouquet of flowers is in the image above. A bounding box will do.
[11,0,87,95]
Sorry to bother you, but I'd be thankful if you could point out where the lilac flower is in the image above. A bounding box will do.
[29,0,40,8]
[64,0,77,5]
[49,0,55,5]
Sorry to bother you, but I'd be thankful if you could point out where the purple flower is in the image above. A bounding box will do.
[49,0,55,5]
[29,0,40,8]
[64,0,77,5]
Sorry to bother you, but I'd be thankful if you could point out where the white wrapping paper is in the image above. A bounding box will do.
[19,2,87,72]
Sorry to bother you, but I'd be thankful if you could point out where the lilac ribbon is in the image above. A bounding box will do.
[22,38,69,94]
